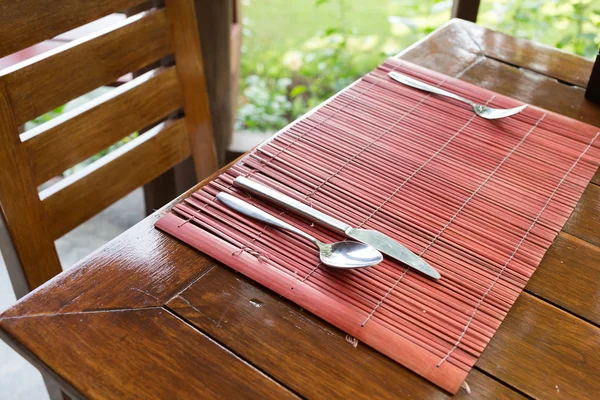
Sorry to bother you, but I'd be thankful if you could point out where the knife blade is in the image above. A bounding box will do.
[233,176,440,280]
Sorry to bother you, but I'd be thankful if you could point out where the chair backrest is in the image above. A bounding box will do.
[0,0,219,297]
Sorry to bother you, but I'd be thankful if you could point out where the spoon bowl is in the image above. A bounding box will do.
[319,241,383,269]
[217,193,383,269]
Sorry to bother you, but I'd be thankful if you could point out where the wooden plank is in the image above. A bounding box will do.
[166,0,219,180]
[0,0,143,58]
[53,14,128,42]
[2,10,172,126]
[124,1,191,216]
[1,155,242,319]
[25,67,183,185]
[396,20,483,78]
[563,184,600,247]
[194,0,234,166]
[477,294,600,399]
[0,309,296,399]
[397,20,600,129]
[526,232,600,324]
[465,21,594,88]
[0,81,62,291]
[451,0,481,22]
[42,119,191,239]
[459,56,600,128]
[0,216,214,317]
[0,20,597,399]
[167,265,521,399]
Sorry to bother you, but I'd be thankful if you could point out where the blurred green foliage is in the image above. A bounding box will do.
[237,0,600,132]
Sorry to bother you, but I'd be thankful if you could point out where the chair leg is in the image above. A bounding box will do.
[0,208,30,299]
[42,374,67,400]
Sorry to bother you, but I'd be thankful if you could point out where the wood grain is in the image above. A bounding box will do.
[398,20,484,79]
[1,214,214,318]
[398,19,600,129]
[42,119,191,239]
[593,168,600,185]
[0,0,218,297]
[460,57,600,128]
[195,0,234,166]
[477,294,600,399]
[527,232,600,324]
[2,149,241,318]
[0,308,296,399]
[563,184,600,247]
[467,22,594,88]
[1,19,599,399]
[167,265,524,399]
[0,0,143,59]
[166,0,219,180]
[0,81,63,291]
[3,10,172,125]
[26,67,183,185]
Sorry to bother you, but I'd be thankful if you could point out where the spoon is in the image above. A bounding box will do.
[389,71,527,120]
[216,193,383,269]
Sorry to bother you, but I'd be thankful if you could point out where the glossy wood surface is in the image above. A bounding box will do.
[42,119,191,239]
[1,19,599,399]
[166,0,219,181]
[26,67,183,186]
[0,309,295,399]
[0,0,142,59]
[142,0,242,215]
[0,82,63,291]
[4,10,172,126]
[194,0,235,166]
[0,0,219,294]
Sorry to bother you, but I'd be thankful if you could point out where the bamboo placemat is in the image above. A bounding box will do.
[156,59,600,393]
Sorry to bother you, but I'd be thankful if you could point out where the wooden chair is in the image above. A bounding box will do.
[0,0,219,299]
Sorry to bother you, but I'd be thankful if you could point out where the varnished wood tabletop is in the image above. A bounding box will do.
[2,19,599,399]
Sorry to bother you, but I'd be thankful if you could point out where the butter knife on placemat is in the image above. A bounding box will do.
[234,176,440,280]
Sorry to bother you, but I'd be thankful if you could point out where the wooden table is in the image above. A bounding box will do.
[2,19,599,399]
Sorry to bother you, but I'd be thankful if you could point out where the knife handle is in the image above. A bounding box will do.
[234,176,351,234]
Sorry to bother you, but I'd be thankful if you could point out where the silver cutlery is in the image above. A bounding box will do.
[216,192,383,269]
[388,71,527,120]
[233,177,441,279]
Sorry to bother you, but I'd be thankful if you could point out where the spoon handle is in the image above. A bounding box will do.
[216,193,320,247]
[388,71,472,106]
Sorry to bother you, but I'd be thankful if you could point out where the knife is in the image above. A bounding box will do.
[233,176,440,280]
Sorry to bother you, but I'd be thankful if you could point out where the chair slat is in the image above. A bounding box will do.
[25,67,184,186]
[0,0,144,58]
[2,9,172,126]
[42,119,191,239]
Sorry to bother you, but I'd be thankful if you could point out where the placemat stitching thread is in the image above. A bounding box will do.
[436,124,599,367]
[358,95,497,326]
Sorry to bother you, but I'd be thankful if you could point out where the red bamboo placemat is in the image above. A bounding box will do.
[156,59,600,393]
